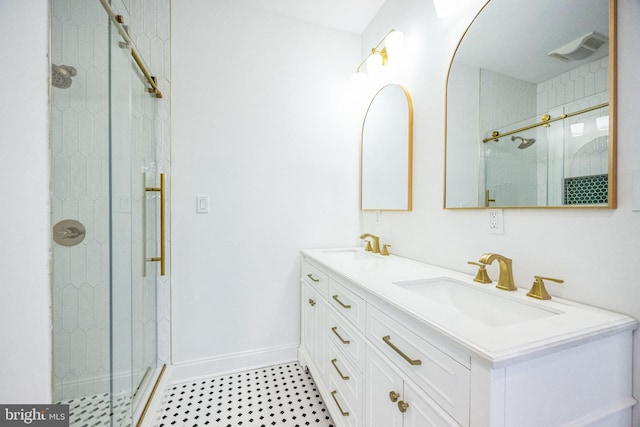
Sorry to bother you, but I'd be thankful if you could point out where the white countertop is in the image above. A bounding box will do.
[301,248,638,367]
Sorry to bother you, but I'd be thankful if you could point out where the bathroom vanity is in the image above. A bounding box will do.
[298,248,637,427]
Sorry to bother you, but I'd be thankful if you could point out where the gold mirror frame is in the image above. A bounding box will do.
[443,0,617,209]
[361,84,414,211]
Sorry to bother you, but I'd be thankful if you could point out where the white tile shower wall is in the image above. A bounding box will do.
[479,69,537,206]
[536,57,609,182]
[124,0,173,367]
[51,0,171,401]
[51,0,111,400]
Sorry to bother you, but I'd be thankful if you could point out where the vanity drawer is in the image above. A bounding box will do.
[328,278,366,332]
[327,341,364,403]
[327,311,366,373]
[328,376,363,427]
[302,260,328,298]
[367,306,470,426]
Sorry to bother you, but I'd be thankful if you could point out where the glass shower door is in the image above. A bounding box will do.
[108,1,161,424]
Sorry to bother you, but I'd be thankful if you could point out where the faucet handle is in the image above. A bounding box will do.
[381,244,391,256]
[364,240,373,252]
[527,275,564,300]
[467,261,492,284]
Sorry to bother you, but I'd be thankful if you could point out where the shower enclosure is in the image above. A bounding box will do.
[50,0,168,425]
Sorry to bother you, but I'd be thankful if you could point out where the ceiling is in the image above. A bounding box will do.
[244,0,387,34]
[454,0,609,83]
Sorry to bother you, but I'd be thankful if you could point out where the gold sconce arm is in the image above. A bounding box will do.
[355,29,401,73]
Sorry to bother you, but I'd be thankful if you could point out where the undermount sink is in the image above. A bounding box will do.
[322,248,378,261]
[394,277,562,327]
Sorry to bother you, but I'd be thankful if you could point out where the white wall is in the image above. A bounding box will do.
[171,1,361,377]
[361,0,640,422]
[0,1,52,403]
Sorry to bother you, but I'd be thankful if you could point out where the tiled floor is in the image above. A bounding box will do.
[58,392,130,426]
[154,362,334,427]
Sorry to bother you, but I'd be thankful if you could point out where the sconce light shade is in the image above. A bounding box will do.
[384,30,404,61]
[596,115,609,131]
[570,122,585,137]
[366,53,383,76]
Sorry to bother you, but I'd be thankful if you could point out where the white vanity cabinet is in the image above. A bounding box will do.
[299,250,638,427]
[366,349,459,426]
[300,261,329,381]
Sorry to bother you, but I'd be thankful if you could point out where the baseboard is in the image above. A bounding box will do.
[170,344,300,384]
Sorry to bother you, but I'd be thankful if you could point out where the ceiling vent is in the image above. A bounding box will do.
[548,31,608,62]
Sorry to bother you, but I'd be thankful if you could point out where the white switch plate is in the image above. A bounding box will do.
[196,195,209,213]
[488,209,504,234]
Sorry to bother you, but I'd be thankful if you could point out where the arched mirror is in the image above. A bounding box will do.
[361,84,413,211]
[444,0,616,208]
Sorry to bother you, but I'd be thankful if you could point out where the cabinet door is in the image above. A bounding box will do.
[366,350,403,427]
[301,284,316,359]
[302,284,326,379]
[403,381,459,427]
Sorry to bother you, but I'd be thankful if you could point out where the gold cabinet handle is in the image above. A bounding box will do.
[306,273,320,282]
[330,390,350,416]
[308,299,316,307]
[331,358,350,380]
[389,390,400,402]
[332,294,351,309]
[382,335,422,366]
[398,400,410,413]
[145,173,166,276]
[331,326,351,344]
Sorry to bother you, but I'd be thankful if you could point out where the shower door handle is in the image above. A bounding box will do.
[145,173,166,276]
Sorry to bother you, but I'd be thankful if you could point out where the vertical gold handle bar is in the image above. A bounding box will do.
[145,173,166,276]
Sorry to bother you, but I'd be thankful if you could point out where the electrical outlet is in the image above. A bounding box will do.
[488,209,504,234]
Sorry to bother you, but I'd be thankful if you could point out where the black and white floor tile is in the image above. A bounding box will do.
[58,392,130,426]
[154,362,334,427]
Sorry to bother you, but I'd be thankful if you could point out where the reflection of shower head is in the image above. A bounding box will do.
[51,64,77,89]
[511,135,536,149]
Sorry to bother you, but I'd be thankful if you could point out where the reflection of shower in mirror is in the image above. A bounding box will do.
[51,64,77,89]
[511,135,536,149]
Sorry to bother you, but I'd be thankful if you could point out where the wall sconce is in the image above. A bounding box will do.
[354,29,404,80]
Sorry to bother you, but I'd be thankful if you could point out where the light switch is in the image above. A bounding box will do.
[197,195,209,213]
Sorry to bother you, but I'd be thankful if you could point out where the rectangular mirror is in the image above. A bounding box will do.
[444,0,616,208]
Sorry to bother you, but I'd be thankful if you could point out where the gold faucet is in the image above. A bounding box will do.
[360,233,381,253]
[478,253,517,291]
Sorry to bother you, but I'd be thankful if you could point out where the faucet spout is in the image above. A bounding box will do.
[359,233,381,254]
[478,253,517,291]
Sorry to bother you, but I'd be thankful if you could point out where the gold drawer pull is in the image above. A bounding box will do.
[382,335,422,366]
[331,326,351,344]
[398,400,410,413]
[306,273,320,282]
[308,299,316,306]
[331,358,350,380]
[331,390,350,416]
[332,294,351,309]
[389,390,400,402]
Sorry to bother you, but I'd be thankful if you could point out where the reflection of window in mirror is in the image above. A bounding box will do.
[444,0,615,209]
[361,84,413,211]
